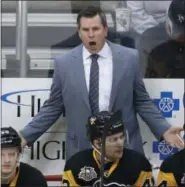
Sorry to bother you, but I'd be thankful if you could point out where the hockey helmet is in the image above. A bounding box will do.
[1,127,22,153]
[168,0,185,29]
[86,110,124,143]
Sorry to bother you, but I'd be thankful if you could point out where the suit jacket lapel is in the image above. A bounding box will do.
[70,42,127,112]
[109,42,127,111]
[71,45,91,111]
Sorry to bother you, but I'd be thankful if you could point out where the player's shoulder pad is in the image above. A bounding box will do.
[64,149,93,171]
[123,148,152,171]
[20,162,46,179]
[160,149,184,172]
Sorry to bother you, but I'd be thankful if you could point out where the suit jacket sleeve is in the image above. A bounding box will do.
[20,57,65,145]
[133,51,171,140]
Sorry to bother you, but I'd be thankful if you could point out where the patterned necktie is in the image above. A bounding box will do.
[89,54,99,115]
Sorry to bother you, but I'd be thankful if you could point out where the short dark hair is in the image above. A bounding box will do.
[77,6,107,28]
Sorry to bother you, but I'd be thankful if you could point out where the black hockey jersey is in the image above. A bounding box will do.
[62,148,153,186]
[1,162,48,187]
[156,149,185,187]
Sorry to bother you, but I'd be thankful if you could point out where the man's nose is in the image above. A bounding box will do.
[88,30,95,38]
[3,155,11,162]
[117,138,124,146]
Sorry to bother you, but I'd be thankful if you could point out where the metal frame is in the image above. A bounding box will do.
[2,13,115,27]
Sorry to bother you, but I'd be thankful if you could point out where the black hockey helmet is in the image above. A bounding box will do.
[86,110,124,143]
[1,127,22,153]
[168,0,185,29]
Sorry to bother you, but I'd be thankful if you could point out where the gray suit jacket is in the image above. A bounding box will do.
[20,41,170,159]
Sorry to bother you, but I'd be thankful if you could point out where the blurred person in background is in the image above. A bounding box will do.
[165,0,184,41]
[145,0,185,78]
[127,1,171,35]
[127,1,172,75]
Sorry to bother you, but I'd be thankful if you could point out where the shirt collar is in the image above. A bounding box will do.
[83,42,111,61]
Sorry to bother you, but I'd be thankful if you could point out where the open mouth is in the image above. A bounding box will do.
[89,41,96,46]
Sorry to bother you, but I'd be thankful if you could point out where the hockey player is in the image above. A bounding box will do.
[145,0,185,78]
[156,124,185,187]
[61,111,154,186]
[1,127,48,187]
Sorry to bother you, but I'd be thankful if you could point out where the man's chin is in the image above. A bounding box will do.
[115,151,123,158]
[88,46,98,52]
[2,172,12,177]
[109,154,122,161]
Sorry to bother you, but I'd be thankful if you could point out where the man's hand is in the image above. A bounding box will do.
[163,126,184,149]
[18,132,27,149]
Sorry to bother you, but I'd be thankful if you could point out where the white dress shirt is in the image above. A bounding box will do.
[83,42,113,111]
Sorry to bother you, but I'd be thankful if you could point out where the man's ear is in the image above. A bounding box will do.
[78,31,82,40]
[104,25,108,37]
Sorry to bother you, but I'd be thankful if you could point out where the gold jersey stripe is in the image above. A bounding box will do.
[10,168,20,187]
[62,170,79,187]
[156,171,178,186]
[134,171,153,186]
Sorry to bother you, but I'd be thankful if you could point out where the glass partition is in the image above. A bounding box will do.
[2,1,184,78]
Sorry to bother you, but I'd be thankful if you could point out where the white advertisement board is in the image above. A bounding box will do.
[140,79,184,178]
[1,78,184,182]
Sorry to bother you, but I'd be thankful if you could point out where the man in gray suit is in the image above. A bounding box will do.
[19,6,184,159]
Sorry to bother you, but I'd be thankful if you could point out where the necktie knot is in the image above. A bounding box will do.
[91,54,99,61]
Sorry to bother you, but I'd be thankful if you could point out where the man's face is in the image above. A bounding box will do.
[105,132,124,161]
[78,15,108,54]
[1,147,19,175]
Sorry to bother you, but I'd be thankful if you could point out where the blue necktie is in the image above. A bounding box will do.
[89,54,99,115]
